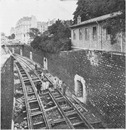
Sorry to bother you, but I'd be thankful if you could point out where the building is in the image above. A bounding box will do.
[70,12,125,53]
[10,27,15,35]
[1,33,8,45]
[13,16,55,44]
[15,15,37,44]
[37,21,47,34]
[37,19,56,34]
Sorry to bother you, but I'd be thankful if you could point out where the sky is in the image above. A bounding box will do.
[0,0,77,35]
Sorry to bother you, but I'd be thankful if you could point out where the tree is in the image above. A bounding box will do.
[1,32,5,36]
[30,20,72,53]
[8,33,15,39]
[11,34,15,39]
[30,36,42,49]
[28,28,40,39]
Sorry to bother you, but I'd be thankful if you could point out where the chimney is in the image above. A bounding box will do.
[77,15,81,24]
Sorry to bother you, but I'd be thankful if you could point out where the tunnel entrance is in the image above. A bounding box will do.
[74,74,87,104]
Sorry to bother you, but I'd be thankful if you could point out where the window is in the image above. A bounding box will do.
[79,28,83,40]
[106,27,111,35]
[92,26,97,40]
[73,30,76,40]
[85,28,89,40]
[106,27,111,40]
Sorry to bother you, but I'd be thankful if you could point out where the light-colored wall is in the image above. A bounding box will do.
[15,16,37,44]
[71,23,125,52]
[71,23,101,50]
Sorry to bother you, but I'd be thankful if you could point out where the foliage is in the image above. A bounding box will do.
[1,32,5,36]
[28,28,40,39]
[73,0,125,22]
[30,36,42,49]
[8,33,15,39]
[30,20,72,53]
[73,0,125,44]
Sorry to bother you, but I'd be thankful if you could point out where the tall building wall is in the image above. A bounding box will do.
[37,19,56,34]
[14,16,55,44]
[15,16,37,44]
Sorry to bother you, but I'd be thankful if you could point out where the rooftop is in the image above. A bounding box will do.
[70,11,122,29]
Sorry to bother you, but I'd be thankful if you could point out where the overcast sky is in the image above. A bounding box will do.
[0,0,77,35]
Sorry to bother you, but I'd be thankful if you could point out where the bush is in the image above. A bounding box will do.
[30,20,72,53]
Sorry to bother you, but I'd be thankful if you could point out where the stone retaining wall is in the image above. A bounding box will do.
[14,45,125,128]
[1,56,14,129]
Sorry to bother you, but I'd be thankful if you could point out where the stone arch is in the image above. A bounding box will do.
[43,57,48,70]
[30,51,32,60]
[74,74,87,103]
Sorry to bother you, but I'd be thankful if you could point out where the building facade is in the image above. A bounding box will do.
[37,22,48,34]
[10,27,15,35]
[37,19,56,34]
[1,33,8,45]
[70,12,125,53]
[15,15,37,44]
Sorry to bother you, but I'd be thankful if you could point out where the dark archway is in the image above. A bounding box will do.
[74,74,87,103]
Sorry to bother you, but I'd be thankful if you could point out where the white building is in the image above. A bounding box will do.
[70,12,125,53]
[13,16,55,44]
[1,33,8,45]
[37,19,56,34]
[15,15,37,44]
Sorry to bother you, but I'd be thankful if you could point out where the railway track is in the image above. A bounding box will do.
[13,54,105,129]
[15,61,50,129]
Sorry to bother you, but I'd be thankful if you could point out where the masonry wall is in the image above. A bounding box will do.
[15,45,125,128]
[71,23,101,50]
[1,56,14,129]
[23,45,44,64]
[45,50,125,128]
[7,45,23,55]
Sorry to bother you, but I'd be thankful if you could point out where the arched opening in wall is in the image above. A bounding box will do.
[30,51,32,60]
[43,57,48,70]
[74,74,87,104]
